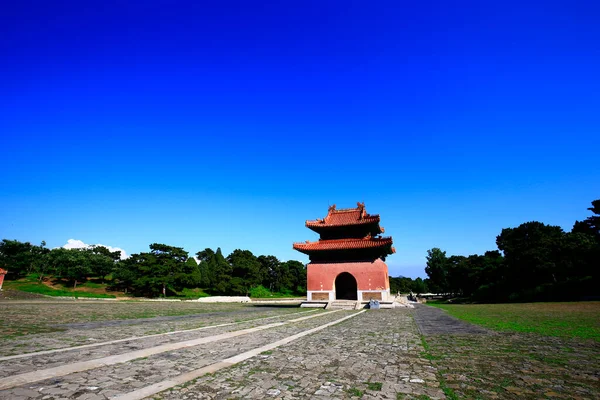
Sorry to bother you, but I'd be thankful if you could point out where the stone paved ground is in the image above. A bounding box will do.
[412,304,490,335]
[3,301,597,400]
[156,309,443,400]
[0,304,441,400]
[0,310,322,376]
[0,311,365,399]
[0,302,305,357]
[57,308,290,330]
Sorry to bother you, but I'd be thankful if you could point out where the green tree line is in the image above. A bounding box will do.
[388,276,430,295]
[425,199,600,302]
[0,241,306,298]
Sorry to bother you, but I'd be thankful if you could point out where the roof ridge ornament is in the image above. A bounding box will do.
[357,201,366,219]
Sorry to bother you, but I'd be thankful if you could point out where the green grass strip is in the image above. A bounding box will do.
[420,335,459,400]
[427,302,600,341]
[4,282,116,298]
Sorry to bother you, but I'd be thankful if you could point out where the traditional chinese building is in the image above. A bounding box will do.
[293,202,395,302]
[0,268,7,291]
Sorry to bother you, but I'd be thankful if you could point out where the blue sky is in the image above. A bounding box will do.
[1,1,598,278]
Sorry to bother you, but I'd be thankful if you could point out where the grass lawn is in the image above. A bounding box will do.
[4,275,302,301]
[248,285,305,299]
[3,280,117,298]
[422,302,600,399]
[427,301,600,340]
[172,287,211,299]
[4,276,213,300]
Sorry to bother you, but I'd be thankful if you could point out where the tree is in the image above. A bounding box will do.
[496,221,565,294]
[176,257,201,289]
[48,248,93,288]
[425,248,449,293]
[113,255,139,293]
[275,260,295,293]
[558,232,597,282]
[478,251,505,286]
[389,276,415,294]
[149,243,189,297]
[258,255,281,291]
[0,239,36,278]
[411,277,428,294]
[446,255,467,295]
[572,199,600,242]
[88,245,122,262]
[282,260,306,294]
[420,198,600,302]
[83,248,117,281]
[212,248,233,294]
[114,244,191,297]
[227,249,262,295]
[119,252,159,296]
[196,248,216,288]
[32,241,51,282]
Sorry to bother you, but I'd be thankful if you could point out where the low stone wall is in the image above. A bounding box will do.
[251,299,304,304]
[190,296,251,303]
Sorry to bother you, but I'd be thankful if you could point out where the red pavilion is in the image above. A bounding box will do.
[293,202,395,303]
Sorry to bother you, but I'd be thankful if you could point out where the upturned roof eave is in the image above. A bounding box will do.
[292,238,394,253]
[292,245,395,257]
[305,217,381,229]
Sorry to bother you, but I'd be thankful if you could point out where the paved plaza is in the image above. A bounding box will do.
[0,302,485,400]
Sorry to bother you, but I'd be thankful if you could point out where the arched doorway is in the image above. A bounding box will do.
[335,272,357,300]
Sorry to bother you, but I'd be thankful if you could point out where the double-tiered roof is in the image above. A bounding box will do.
[293,202,395,261]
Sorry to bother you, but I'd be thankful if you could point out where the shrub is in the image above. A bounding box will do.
[249,285,272,298]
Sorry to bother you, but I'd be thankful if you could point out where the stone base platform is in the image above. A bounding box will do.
[300,301,329,308]
[300,301,397,309]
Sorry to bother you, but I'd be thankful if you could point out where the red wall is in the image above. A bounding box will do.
[307,259,389,291]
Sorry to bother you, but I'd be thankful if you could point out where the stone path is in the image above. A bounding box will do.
[412,304,491,335]
[149,309,445,400]
[1,306,452,400]
[0,311,361,399]
[57,308,292,330]
[0,310,331,385]
[113,312,365,400]
[0,310,319,363]
[1,307,308,358]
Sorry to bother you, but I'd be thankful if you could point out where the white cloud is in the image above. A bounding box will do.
[63,239,129,259]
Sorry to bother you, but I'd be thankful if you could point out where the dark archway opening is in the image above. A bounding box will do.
[335,272,358,300]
